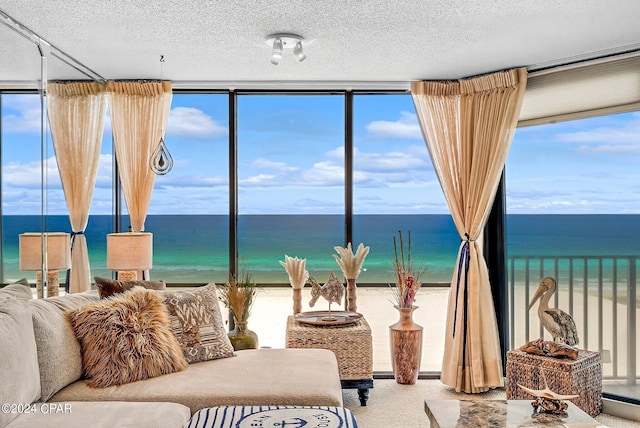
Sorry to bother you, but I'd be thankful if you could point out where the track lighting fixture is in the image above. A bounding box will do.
[266,33,307,65]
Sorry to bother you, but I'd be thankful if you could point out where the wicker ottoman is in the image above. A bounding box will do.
[286,315,373,406]
[187,406,359,428]
[506,349,602,416]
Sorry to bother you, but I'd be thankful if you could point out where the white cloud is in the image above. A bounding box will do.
[167,107,227,138]
[95,154,114,188]
[251,158,298,172]
[2,156,61,189]
[353,146,429,171]
[299,161,344,186]
[576,144,640,153]
[240,173,278,186]
[555,115,640,146]
[155,174,227,188]
[366,111,422,139]
[2,94,42,134]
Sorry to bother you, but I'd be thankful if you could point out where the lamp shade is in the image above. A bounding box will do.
[106,232,153,271]
[19,232,71,271]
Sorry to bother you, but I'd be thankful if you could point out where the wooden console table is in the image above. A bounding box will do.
[285,315,373,406]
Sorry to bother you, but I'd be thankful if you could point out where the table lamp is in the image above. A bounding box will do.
[106,232,153,280]
[19,232,71,298]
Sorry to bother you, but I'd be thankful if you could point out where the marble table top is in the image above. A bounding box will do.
[424,400,604,428]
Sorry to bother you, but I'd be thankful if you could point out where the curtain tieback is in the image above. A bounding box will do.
[66,231,84,294]
[453,233,474,337]
[70,231,85,250]
[453,233,474,370]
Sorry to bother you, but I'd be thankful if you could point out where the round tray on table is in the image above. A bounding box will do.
[294,310,362,327]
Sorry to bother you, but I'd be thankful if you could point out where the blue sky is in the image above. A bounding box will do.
[2,93,639,216]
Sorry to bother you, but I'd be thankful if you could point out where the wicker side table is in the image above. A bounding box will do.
[286,315,373,406]
[506,349,602,416]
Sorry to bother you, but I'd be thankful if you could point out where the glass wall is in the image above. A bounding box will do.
[350,93,453,371]
[237,94,345,283]
[0,92,113,283]
[506,111,639,397]
[145,93,229,284]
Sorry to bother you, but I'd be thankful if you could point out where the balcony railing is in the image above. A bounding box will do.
[508,255,638,386]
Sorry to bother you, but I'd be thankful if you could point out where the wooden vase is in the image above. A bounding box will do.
[292,288,302,314]
[389,305,422,384]
[346,278,357,312]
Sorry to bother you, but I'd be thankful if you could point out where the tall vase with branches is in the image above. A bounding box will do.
[389,230,425,384]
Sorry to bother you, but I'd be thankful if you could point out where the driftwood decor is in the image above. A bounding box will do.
[518,369,579,415]
[519,338,579,360]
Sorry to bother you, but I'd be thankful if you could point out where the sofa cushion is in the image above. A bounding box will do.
[50,348,344,413]
[161,284,235,364]
[4,401,191,428]
[44,290,100,312]
[66,288,188,388]
[94,276,166,299]
[29,299,84,401]
[0,299,41,427]
[0,278,32,300]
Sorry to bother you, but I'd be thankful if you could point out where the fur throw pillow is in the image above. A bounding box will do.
[94,276,166,299]
[66,288,188,388]
[161,283,235,364]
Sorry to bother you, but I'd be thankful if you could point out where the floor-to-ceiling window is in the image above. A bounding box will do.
[145,93,229,284]
[506,111,639,400]
[236,94,345,283]
[351,93,455,372]
[0,92,113,284]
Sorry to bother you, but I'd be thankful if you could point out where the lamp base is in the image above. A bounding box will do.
[36,270,60,298]
[117,271,138,281]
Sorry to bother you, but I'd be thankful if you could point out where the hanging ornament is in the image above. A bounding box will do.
[150,135,173,175]
[150,54,173,175]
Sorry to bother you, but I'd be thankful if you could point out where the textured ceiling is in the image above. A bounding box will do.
[1,0,640,88]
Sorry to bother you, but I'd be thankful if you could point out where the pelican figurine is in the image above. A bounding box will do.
[529,276,579,346]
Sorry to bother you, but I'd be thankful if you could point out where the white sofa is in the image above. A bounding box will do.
[0,281,343,428]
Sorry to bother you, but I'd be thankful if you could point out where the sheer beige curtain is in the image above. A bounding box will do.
[47,81,107,293]
[107,81,172,232]
[411,68,527,393]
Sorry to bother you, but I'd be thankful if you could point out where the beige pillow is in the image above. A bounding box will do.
[94,276,166,299]
[0,300,41,427]
[161,283,235,364]
[0,278,32,300]
[66,288,188,388]
[29,299,84,401]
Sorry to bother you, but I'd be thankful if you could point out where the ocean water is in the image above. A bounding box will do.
[2,214,638,284]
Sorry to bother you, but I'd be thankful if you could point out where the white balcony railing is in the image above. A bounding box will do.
[508,255,638,386]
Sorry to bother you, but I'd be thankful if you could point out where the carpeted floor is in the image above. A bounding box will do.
[342,379,640,428]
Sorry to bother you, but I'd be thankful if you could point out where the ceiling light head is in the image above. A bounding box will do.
[271,37,283,65]
[293,41,306,62]
[266,33,307,65]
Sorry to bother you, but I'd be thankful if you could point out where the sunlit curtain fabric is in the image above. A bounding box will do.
[107,81,172,232]
[411,68,527,393]
[47,81,107,293]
